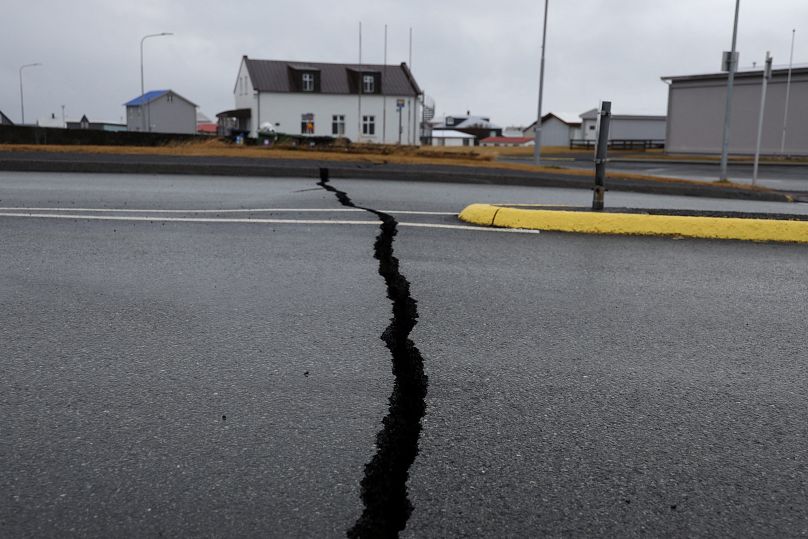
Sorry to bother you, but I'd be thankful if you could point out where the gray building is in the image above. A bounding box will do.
[579,109,666,142]
[662,67,808,156]
[523,112,582,146]
[125,90,197,134]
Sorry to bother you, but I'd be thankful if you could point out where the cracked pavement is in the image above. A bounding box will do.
[2,171,807,537]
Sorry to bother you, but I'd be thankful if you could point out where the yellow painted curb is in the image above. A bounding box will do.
[458,204,808,244]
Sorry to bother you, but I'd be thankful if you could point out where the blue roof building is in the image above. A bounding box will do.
[125,89,197,134]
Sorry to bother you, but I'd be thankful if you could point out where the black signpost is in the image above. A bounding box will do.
[593,101,612,211]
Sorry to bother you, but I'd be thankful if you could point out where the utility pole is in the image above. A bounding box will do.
[780,29,796,155]
[383,24,388,144]
[140,32,173,132]
[358,22,363,141]
[753,52,773,184]
[19,62,42,125]
[533,0,549,165]
[719,0,741,181]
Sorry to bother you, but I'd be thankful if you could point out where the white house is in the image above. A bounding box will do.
[227,56,422,144]
[125,90,197,134]
[430,129,476,147]
[523,112,582,146]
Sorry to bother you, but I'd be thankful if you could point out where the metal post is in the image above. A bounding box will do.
[780,29,796,155]
[719,0,741,181]
[398,105,403,145]
[753,52,772,184]
[533,0,549,165]
[358,22,363,141]
[140,32,173,132]
[19,63,42,125]
[592,101,612,211]
[383,24,388,145]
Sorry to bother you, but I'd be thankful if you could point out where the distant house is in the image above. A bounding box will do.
[579,108,666,142]
[0,110,13,126]
[662,67,808,156]
[480,136,534,147]
[125,90,197,134]
[66,115,126,132]
[431,114,502,144]
[36,113,65,128]
[429,129,476,147]
[523,112,583,146]
[223,55,422,144]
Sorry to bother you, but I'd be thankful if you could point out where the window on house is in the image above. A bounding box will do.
[332,115,345,136]
[362,115,375,136]
[301,113,315,134]
[589,125,596,131]
[167,94,174,104]
[363,75,375,94]
[302,73,314,92]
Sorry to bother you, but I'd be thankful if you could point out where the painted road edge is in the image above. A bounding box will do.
[458,204,808,244]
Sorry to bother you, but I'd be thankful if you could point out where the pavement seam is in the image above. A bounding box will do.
[316,168,428,537]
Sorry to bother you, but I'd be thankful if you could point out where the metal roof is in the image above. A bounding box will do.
[430,129,475,139]
[243,57,421,96]
[124,90,198,107]
[661,65,808,83]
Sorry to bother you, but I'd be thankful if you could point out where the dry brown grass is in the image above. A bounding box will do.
[0,140,777,193]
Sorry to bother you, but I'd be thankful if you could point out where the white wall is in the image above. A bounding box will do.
[610,118,666,140]
[540,117,573,146]
[255,92,421,144]
[581,116,665,141]
[667,73,808,155]
[431,137,471,147]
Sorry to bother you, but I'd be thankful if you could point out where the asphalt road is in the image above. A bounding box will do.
[500,154,808,192]
[2,171,808,536]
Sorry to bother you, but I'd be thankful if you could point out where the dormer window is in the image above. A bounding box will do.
[363,75,375,94]
[302,73,315,92]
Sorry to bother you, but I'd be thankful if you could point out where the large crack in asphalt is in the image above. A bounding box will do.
[316,168,428,538]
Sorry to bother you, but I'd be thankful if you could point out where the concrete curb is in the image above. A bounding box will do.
[458,204,808,244]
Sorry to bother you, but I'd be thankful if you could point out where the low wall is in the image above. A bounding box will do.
[0,125,205,146]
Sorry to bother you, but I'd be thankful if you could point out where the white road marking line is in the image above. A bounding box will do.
[0,207,458,216]
[399,222,541,234]
[0,212,540,234]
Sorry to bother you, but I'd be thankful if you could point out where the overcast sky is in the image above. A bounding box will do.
[2,0,805,127]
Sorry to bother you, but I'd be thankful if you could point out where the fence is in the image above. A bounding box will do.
[570,139,665,151]
[0,125,205,146]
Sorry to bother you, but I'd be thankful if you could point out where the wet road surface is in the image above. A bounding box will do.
[2,172,807,536]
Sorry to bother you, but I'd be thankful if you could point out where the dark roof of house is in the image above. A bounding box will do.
[243,57,421,96]
[661,66,808,83]
[0,109,13,125]
[124,90,197,107]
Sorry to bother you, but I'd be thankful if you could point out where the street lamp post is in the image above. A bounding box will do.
[140,32,173,132]
[533,0,549,165]
[719,0,741,182]
[780,29,796,155]
[19,62,42,125]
